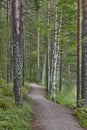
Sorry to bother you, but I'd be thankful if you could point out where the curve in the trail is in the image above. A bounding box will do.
[29,83,85,130]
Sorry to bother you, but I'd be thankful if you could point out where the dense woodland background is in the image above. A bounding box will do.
[0,0,87,129]
[0,0,80,104]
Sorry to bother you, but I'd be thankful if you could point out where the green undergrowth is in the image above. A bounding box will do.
[0,79,33,130]
[55,87,87,128]
[74,107,87,128]
[56,88,76,107]
[46,87,87,129]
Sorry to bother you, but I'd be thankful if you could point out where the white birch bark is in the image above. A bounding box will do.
[56,14,62,85]
[42,56,46,85]
[52,0,58,102]
[58,11,63,92]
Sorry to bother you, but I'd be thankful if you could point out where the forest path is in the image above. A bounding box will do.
[28,83,84,130]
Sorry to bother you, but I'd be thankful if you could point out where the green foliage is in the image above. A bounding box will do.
[0,99,10,109]
[34,0,43,10]
[1,89,13,97]
[0,81,33,130]
[23,82,31,100]
[0,79,13,98]
[74,108,87,128]
[56,87,87,129]
[56,87,76,107]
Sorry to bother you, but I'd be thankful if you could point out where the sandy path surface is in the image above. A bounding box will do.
[29,83,85,130]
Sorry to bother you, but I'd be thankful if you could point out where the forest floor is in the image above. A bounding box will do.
[28,83,85,130]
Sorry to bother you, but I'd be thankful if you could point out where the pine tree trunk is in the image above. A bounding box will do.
[82,0,87,106]
[37,9,40,84]
[29,59,32,82]
[7,0,11,83]
[12,0,24,105]
[77,0,81,107]
[20,0,25,86]
[10,41,13,82]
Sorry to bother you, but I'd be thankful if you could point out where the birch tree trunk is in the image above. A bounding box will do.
[52,0,58,102]
[59,40,63,92]
[59,15,63,92]
[42,56,46,85]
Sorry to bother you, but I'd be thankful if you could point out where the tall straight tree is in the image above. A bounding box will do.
[46,0,51,95]
[59,12,63,92]
[20,0,25,86]
[52,0,58,102]
[12,0,24,105]
[37,8,40,84]
[7,0,10,83]
[7,0,13,83]
[34,0,41,84]
[82,0,87,106]
[77,0,81,107]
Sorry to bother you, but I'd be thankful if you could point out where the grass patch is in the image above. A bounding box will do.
[56,88,76,107]
[74,107,87,128]
[55,87,87,128]
[0,79,33,130]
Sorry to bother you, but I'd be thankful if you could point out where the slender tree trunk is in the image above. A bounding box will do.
[59,41,63,92]
[10,41,13,82]
[7,0,11,83]
[29,59,32,82]
[77,0,81,107]
[12,0,24,105]
[59,14,63,92]
[46,51,48,92]
[82,0,87,106]
[42,57,46,85]
[50,37,53,94]
[20,0,25,86]
[37,9,40,84]
[47,1,51,95]
[52,0,58,102]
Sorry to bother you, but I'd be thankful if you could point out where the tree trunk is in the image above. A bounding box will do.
[47,1,51,95]
[12,0,24,105]
[77,0,81,107]
[10,41,13,82]
[37,9,40,84]
[7,0,12,83]
[29,59,32,82]
[58,11,63,92]
[82,0,87,106]
[42,57,46,85]
[20,0,25,87]
[52,0,58,102]
[59,41,63,92]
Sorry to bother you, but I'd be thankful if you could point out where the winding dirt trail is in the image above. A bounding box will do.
[29,83,85,130]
